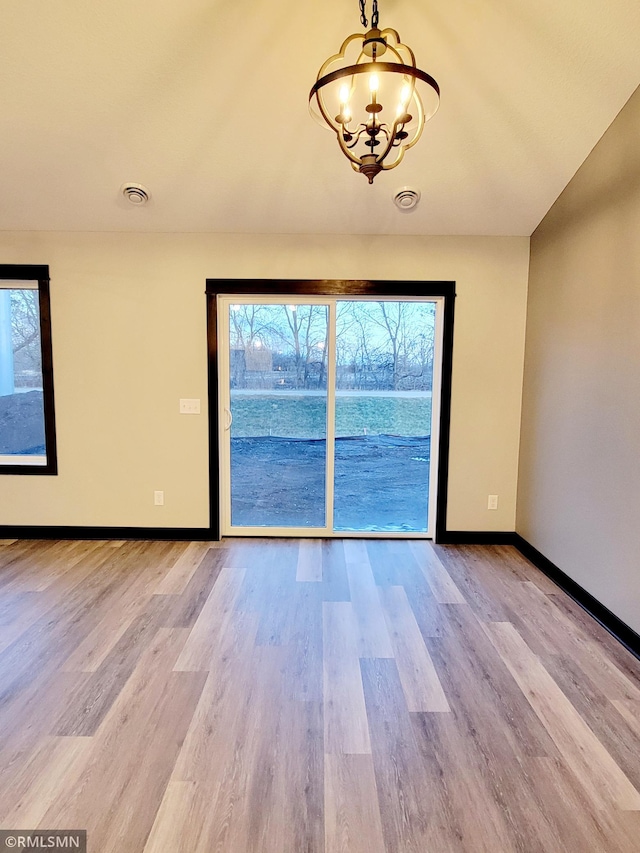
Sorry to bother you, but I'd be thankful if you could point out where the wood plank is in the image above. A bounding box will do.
[202,646,289,852]
[482,621,640,811]
[346,561,393,659]
[254,559,302,646]
[379,585,450,712]
[427,604,558,760]
[411,711,521,853]
[172,611,261,783]
[373,540,448,640]
[365,540,402,587]
[342,538,368,564]
[41,628,207,853]
[266,699,325,853]
[547,591,640,691]
[167,547,228,629]
[361,657,439,852]
[321,539,350,602]
[51,595,174,736]
[0,544,153,732]
[296,539,323,582]
[173,566,246,671]
[62,612,139,673]
[179,647,321,853]
[409,540,466,604]
[0,540,69,592]
[0,591,60,655]
[0,540,100,595]
[60,545,178,673]
[495,545,560,594]
[324,754,386,853]
[154,542,213,596]
[0,668,92,805]
[529,755,640,853]
[233,541,281,613]
[542,653,640,791]
[283,581,324,702]
[511,581,640,701]
[433,544,514,622]
[612,698,640,730]
[0,736,92,829]
[143,780,207,853]
[234,541,298,645]
[59,543,185,673]
[323,602,371,754]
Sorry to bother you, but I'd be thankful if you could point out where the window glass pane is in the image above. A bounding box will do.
[0,287,47,465]
[333,300,435,533]
[228,303,329,528]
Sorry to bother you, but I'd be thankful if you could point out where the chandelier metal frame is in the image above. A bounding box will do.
[309,1,440,184]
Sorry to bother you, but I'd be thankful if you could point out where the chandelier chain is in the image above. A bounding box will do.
[358,0,379,29]
[359,0,367,28]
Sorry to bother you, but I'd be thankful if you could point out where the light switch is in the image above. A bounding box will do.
[179,398,201,414]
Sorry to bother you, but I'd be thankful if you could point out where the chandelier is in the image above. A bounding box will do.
[309,0,440,184]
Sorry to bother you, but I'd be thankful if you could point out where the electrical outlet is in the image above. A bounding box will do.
[179,398,201,414]
[154,490,164,506]
[488,494,498,510]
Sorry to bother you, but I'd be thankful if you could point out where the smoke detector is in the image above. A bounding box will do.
[121,183,150,205]
[393,187,421,211]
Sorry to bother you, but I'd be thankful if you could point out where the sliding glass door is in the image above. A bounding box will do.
[218,295,443,538]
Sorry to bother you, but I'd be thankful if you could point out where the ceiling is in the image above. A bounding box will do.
[1,0,639,236]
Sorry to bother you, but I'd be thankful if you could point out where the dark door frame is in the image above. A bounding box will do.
[206,279,456,540]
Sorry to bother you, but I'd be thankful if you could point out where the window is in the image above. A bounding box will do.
[0,265,57,474]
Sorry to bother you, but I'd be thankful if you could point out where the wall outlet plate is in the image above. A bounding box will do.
[488,494,499,510]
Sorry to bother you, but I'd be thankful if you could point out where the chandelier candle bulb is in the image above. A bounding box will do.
[309,0,440,184]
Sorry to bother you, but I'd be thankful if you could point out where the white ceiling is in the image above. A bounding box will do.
[1,0,639,236]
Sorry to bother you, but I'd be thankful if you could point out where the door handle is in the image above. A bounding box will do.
[224,407,233,430]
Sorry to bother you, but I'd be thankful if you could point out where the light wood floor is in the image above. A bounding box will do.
[0,537,639,852]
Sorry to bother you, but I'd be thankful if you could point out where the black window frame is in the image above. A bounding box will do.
[0,264,58,475]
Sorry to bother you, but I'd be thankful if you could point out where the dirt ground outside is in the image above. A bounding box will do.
[230,434,431,532]
[0,391,45,455]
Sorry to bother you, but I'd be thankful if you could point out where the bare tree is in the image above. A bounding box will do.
[279,305,327,389]
[336,301,435,390]
[228,304,328,390]
[227,300,435,392]
[11,290,42,379]
[11,291,40,357]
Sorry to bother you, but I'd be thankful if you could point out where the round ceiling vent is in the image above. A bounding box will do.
[393,187,421,211]
[121,183,150,205]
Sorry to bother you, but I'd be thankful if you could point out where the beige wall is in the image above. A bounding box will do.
[0,232,529,532]
[519,86,640,633]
